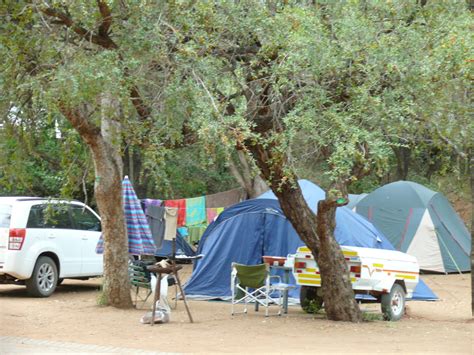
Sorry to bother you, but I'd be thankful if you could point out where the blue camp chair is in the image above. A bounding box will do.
[231,262,290,317]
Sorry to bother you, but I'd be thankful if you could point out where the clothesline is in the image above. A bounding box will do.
[141,187,246,208]
[143,207,221,210]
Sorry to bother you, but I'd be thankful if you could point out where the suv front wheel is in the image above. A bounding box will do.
[25,256,58,297]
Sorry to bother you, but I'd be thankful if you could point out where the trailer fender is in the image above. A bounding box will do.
[373,278,396,294]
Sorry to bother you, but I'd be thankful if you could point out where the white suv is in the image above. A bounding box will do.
[0,197,103,297]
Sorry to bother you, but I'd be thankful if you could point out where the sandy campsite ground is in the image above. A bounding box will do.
[0,267,472,354]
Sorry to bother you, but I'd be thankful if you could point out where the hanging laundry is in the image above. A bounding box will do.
[164,207,178,241]
[186,196,206,227]
[142,199,162,214]
[188,225,207,244]
[164,199,186,227]
[206,207,224,224]
[205,188,247,208]
[206,208,217,224]
[177,226,189,238]
[145,205,166,249]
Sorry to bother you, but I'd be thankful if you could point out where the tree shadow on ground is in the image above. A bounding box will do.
[0,280,101,298]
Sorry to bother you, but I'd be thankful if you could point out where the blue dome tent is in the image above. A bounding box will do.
[154,231,196,258]
[184,180,437,301]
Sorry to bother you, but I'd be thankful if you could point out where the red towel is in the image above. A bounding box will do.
[164,199,186,227]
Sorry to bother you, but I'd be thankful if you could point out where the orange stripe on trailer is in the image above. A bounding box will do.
[384,269,419,275]
[362,265,377,277]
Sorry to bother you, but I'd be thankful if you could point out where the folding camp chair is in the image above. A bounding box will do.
[128,259,153,309]
[231,262,289,317]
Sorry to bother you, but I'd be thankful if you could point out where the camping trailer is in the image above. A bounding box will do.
[289,245,420,321]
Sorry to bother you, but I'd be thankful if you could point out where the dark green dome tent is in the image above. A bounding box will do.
[347,193,368,210]
[356,181,470,273]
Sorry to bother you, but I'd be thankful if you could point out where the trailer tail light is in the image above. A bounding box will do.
[8,228,26,250]
[294,262,306,269]
[350,265,361,273]
[350,265,361,278]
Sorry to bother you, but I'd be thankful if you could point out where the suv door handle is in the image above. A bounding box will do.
[48,236,55,239]
[82,238,88,240]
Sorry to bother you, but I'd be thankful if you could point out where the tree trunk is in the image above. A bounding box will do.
[393,146,411,180]
[92,137,131,308]
[251,174,269,197]
[97,97,131,308]
[425,147,442,182]
[470,150,473,317]
[60,102,132,308]
[229,150,269,198]
[123,146,145,196]
[317,199,362,321]
[246,140,362,322]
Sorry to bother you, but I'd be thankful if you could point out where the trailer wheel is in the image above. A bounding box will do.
[381,283,406,321]
[300,286,323,314]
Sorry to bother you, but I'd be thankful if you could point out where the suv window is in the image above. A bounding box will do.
[27,204,73,229]
[70,205,101,231]
[0,204,12,228]
[27,205,45,228]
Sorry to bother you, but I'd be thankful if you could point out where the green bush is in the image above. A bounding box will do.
[302,299,322,314]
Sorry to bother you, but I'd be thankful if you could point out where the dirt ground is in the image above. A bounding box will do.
[0,267,472,354]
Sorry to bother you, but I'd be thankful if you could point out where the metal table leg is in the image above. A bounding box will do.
[283,269,289,314]
[151,272,162,326]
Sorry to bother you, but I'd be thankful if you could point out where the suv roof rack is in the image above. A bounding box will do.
[15,198,47,201]
[15,197,81,203]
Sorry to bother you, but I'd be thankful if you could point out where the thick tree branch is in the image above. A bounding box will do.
[41,5,118,49]
[228,158,247,190]
[434,126,468,159]
[97,0,113,37]
[129,85,152,120]
[58,103,101,147]
[237,150,252,182]
[406,0,428,25]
